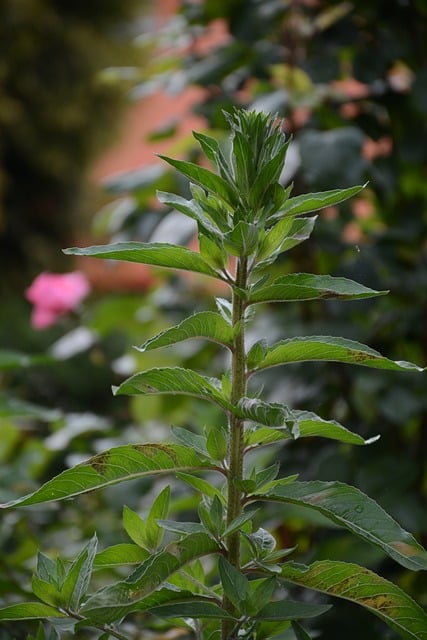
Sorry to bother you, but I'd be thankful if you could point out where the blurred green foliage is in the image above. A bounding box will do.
[1,1,427,638]
[0,0,146,290]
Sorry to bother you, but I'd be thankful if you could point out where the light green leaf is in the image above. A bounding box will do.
[123,505,147,549]
[61,534,98,610]
[171,426,208,458]
[80,532,219,624]
[136,312,234,352]
[114,367,232,412]
[149,601,235,620]
[258,480,427,571]
[157,191,222,238]
[281,560,427,640]
[291,410,379,446]
[252,336,424,373]
[248,273,388,305]
[157,154,237,207]
[94,544,149,568]
[206,426,228,461]
[0,602,65,621]
[1,443,214,508]
[270,184,366,221]
[156,520,206,535]
[63,242,220,279]
[31,577,61,607]
[255,599,331,621]
[176,472,225,503]
[224,221,259,257]
[146,486,171,550]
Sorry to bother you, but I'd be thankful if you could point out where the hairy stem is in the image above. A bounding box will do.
[222,256,248,638]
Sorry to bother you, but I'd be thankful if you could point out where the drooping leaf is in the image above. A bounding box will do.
[251,336,424,373]
[255,599,331,621]
[269,184,366,221]
[114,367,232,412]
[80,532,219,624]
[1,443,214,508]
[63,242,221,279]
[248,273,388,305]
[0,603,65,621]
[136,312,234,352]
[257,481,427,571]
[280,561,427,640]
[290,410,379,446]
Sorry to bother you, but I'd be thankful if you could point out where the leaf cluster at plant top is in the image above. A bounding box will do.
[1,109,426,640]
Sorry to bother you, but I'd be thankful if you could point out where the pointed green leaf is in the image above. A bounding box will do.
[252,336,424,373]
[255,599,331,621]
[114,367,232,412]
[94,544,149,568]
[176,472,225,503]
[63,242,220,279]
[123,505,147,549]
[80,532,219,624]
[224,221,259,257]
[156,520,206,535]
[269,184,366,221]
[146,486,171,550]
[149,601,235,620]
[249,274,388,305]
[0,603,65,621]
[157,191,222,238]
[61,535,98,610]
[222,510,258,538]
[291,410,379,446]
[1,443,214,508]
[199,233,227,271]
[193,130,234,184]
[171,426,208,458]
[158,154,237,207]
[248,578,277,614]
[31,577,61,607]
[218,556,250,613]
[206,426,228,461]
[136,312,234,352]
[281,561,427,640]
[258,480,427,571]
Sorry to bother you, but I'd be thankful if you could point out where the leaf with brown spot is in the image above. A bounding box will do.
[280,560,427,640]
[251,336,424,373]
[0,444,216,508]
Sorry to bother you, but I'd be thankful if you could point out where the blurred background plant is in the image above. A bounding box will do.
[1,1,427,638]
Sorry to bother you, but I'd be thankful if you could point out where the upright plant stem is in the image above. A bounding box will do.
[222,256,248,638]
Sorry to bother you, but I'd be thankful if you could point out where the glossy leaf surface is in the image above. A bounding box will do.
[252,336,424,373]
[64,242,220,278]
[258,481,427,570]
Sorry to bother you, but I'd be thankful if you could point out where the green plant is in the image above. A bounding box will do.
[1,109,426,640]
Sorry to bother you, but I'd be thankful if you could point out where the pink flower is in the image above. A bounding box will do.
[25,271,91,330]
